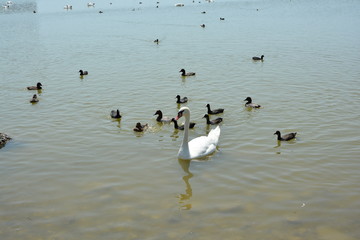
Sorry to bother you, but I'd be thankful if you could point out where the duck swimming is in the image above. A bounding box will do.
[79,70,88,76]
[203,114,223,125]
[154,110,172,123]
[206,104,224,114]
[27,82,42,90]
[252,55,264,61]
[171,118,196,130]
[179,69,196,76]
[110,109,122,119]
[176,95,188,104]
[30,94,39,103]
[274,131,297,141]
[133,122,148,132]
[244,97,261,108]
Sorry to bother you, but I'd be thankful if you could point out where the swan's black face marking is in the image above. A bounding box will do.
[177,110,184,118]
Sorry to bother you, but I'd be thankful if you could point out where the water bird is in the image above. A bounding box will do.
[175,3,184,7]
[171,118,196,130]
[203,114,223,125]
[0,132,11,147]
[176,95,188,104]
[110,109,122,119]
[30,94,39,103]
[87,2,95,7]
[27,82,42,90]
[220,17,225,20]
[176,107,220,160]
[179,69,195,76]
[154,39,159,44]
[200,24,205,28]
[244,97,261,108]
[206,104,224,115]
[133,122,148,132]
[201,11,206,14]
[79,70,88,76]
[154,110,172,123]
[252,55,264,61]
[274,131,297,141]
[64,4,72,9]
[99,10,103,13]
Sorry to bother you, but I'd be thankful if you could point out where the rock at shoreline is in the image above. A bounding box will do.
[0,133,12,148]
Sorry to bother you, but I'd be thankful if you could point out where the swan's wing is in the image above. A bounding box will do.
[188,126,220,158]
[207,125,221,146]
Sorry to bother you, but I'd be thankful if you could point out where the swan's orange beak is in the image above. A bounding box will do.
[175,110,184,120]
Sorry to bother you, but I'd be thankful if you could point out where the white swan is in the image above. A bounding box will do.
[176,107,220,160]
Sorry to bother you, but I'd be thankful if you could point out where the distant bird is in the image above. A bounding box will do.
[179,69,196,76]
[110,109,122,119]
[87,2,95,7]
[252,55,264,61]
[154,110,172,123]
[200,24,205,28]
[99,10,103,13]
[274,131,297,141]
[27,82,42,90]
[64,4,72,9]
[203,114,223,125]
[244,97,261,108]
[220,17,225,20]
[206,104,224,114]
[201,11,206,14]
[176,95,188,104]
[171,118,196,130]
[133,122,148,132]
[154,39,159,44]
[33,10,36,13]
[30,94,39,103]
[79,70,88,76]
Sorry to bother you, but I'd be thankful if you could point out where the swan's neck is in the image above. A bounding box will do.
[181,114,190,152]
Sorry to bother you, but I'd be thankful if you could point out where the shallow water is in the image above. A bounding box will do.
[1,0,360,239]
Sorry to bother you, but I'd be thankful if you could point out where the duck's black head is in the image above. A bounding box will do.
[154,110,162,116]
[179,69,185,73]
[136,122,142,128]
[176,95,180,99]
[261,55,264,59]
[244,97,252,103]
[33,94,37,98]
[203,114,209,119]
[37,82,42,88]
[274,131,281,136]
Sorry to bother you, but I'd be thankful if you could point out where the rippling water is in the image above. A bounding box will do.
[1,0,360,239]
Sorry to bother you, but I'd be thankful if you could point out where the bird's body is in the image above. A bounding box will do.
[87,2,95,7]
[206,104,224,114]
[252,55,264,61]
[110,109,122,119]
[154,110,172,123]
[179,69,196,76]
[244,97,261,108]
[30,94,39,103]
[203,114,223,125]
[171,118,196,130]
[274,131,297,141]
[133,122,148,132]
[176,107,220,160]
[176,95,188,104]
[27,82,42,90]
[79,70,88,76]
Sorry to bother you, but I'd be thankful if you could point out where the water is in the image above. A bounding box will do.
[1,0,360,239]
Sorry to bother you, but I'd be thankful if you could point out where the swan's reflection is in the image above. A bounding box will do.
[177,159,193,210]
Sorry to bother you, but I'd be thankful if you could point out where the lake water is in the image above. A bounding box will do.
[1,0,360,239]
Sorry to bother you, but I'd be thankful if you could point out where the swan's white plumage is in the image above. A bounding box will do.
[176,107,220,160]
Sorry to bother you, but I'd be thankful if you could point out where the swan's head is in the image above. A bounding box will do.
[176,107,190,120]
[244,97,252,102]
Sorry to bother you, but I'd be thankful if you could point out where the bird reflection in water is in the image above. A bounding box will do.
[177,159,193,210]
